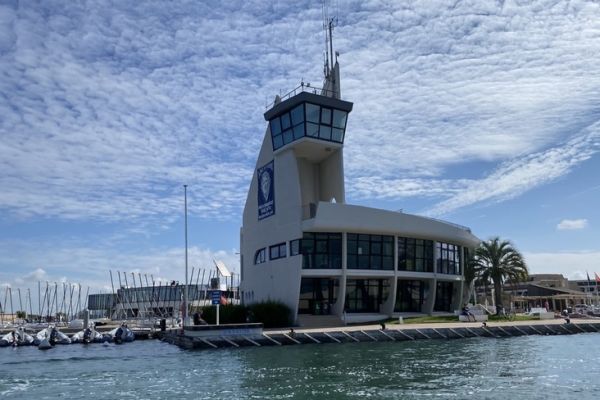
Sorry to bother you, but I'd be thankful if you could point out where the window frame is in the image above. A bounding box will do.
[347,233,394,270]
[254,248,266,265]
[269,242,287,260]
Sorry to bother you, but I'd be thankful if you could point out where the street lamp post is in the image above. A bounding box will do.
[183,184,189,326]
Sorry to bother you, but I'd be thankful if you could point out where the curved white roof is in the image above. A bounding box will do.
[302,202,480,248]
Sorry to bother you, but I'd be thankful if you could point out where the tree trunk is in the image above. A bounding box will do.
[493,278,503,314]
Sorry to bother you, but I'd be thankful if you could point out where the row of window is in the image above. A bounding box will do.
[254,234,463,275]
[254,242,287,264]
[398,238,434,272]
[298,278,458,315]
[269,102,348,150]
[436,242,461,275]
[347,233,394,270]
[297,233,342,269]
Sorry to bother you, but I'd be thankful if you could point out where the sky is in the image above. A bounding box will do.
[1,0,600,310]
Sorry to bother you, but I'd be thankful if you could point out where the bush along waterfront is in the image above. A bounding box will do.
[195,300,292,328]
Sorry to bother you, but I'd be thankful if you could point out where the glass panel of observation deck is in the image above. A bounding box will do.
[269,102,349,151]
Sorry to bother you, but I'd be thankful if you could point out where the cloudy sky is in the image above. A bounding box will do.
[1,0,600,309]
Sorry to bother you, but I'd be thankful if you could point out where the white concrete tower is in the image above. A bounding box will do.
[240,60,353,322]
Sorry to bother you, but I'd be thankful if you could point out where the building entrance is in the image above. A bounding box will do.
[298,278,339,315]
[395,280,428,312]
[345,279,390,313]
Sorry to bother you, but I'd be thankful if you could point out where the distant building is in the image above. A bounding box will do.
[87,284,223,320]
[569,279,599,294]
[503,274,596,312]
[240,55,480,325]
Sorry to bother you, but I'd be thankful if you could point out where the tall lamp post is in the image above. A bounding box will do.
[183,184,189,326]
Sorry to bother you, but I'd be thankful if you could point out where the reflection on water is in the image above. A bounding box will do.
[1,333,599,399]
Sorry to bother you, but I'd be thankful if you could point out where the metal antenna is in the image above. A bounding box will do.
[322,0,329,76]
[322,0,338,78]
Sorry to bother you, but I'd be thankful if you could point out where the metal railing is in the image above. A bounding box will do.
[266,82,339,110]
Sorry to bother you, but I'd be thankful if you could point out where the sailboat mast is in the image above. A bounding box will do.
[28,288,33,319]
[37,281,41,321]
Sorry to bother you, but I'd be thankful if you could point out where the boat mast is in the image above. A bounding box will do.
[28,288,33,320]
[17,288,23,320]
[183,184,189,325]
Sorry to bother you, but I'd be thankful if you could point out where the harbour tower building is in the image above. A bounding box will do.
[240,57,480,326]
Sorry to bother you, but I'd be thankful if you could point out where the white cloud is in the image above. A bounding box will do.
[14,268,48,284]
[557,219,589,231]
[0,240,239,289]
[0,239,239,314]
[524,250,600,280]
[423,125,600,216]
[1,1,600,295]
[1,1,599,224]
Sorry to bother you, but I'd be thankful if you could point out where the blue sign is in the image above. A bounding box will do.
[257,160,275,220]
[211,290,221,305]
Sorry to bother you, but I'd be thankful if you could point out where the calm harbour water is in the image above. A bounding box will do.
[1,333,599,399]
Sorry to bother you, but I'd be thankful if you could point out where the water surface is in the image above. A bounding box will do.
[1,333,598,399]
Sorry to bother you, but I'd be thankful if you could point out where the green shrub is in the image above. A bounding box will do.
[198,304,247,325]
[248,300,291,328]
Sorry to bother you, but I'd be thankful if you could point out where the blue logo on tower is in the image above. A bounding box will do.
[257,160,275,220]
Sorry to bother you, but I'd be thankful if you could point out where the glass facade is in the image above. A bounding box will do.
[347,233,394,270]
[269,102,348,151]
[395,280,428,312]
[436,242,461,275]
[88,293,116,311]
[117,285,206,303]
[434,281,454,312]
[345,279,390,313]
[300,232,342,269]
[298,278,339,315]
[398,237,434,272]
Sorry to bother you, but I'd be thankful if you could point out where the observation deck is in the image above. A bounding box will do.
[264,85,353,152]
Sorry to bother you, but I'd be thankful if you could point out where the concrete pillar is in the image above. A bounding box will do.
[335,232,348,320]
[426,278,437,315]
[458,247,466,307]
[380,277,395,315]
[386,235,399,316]
[425,241,439,315]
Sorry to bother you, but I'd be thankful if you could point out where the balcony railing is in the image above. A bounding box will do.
[266,83,339,110]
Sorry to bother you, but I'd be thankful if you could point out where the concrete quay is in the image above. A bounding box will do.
[158,318,600,351]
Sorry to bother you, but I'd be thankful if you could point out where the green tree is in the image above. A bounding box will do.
[471,237,528,313]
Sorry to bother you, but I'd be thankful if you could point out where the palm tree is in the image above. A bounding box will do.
[470,237,528,313]
[462,252,477,304]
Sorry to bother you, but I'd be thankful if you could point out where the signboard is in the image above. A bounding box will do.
[211,290,221,305]
[257,160,275,220]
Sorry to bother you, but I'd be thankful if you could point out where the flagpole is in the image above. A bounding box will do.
[595,272,600,307]
[586,271,592,306]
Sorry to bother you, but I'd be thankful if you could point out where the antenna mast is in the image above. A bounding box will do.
[322,1,338,78]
